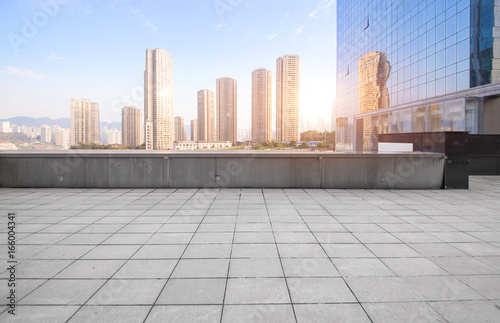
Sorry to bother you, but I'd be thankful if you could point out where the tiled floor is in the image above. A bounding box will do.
[0,176,500,322]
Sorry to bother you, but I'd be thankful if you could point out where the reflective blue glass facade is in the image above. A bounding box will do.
[335,0,500,152]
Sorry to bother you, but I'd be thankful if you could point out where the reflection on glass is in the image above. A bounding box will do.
[465,98,479,134]
[336,117,349,151]
[443,99,465,131]
[398,110,411,133]
[379,114,388,134]
[412,107,427,132]
[388,112,399,134]
[429,103,443,131]
[335,1,497,152]
[357,52,391,151]
[471,3,499,87]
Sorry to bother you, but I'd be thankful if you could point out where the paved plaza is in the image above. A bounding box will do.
[1,176,500,322]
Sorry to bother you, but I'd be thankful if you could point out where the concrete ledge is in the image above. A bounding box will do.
[0,151,445,189]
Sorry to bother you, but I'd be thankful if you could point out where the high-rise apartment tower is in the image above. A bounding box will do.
[216,77,237,144]
[251,68,272,143]
[276,55,300,142]
[122,106,143,147]
[190,119,199,141]
[197,89,216,141]
[174,116,186,141]
[144,48,174,150]
[70,98,100,146]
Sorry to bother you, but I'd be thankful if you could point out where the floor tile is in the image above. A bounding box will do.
[366,243,421,258]
[157,278,226,304]
[429,301,500,323]
[132,244,185,259]
[182,244,231,259]
[16,259,73,279]
[346,277,423,302]
[295,304,371,323]
[431,257,499,275]
[403,276,485,301]
[0,306,79,323]
[288,277,356,303]
[55,260,125,278]
[363,302,445,323]
[333,258,394,276]
[87,279,165,305]
[68,306,150,323]
[231,244,279,258]
[20,280,105,305]
[225,278,290,304]
[322,244,374,258]
[146,305,221,323]
[457,275,500,299]
[281,258,339,277]
[222,304,294,323]
[382,258,449,276]
[229,258,283,277]
[278,244,328,258]
[171,259,229,278]
[114,259,177,278]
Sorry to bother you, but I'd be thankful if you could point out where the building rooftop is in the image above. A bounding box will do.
[1,176,500,322]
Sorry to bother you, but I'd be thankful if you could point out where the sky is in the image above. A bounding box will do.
[0,0,337,130]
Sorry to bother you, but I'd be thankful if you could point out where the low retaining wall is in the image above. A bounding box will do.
[0,151,445,189]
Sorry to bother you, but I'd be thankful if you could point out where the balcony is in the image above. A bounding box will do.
[0,176,499,322]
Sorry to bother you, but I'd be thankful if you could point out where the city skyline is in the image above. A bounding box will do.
[0,0,336,130]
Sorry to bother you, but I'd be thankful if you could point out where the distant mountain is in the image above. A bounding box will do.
[102,122,121,130]
[0,116,71,128]
[0,116,121,130]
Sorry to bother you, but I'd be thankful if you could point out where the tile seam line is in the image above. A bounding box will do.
[288,188,375,323]
[141,187,220,323]
[264,188,299,323]
[64,187,179,323]
[0,188,143,316]
[218,189,240,323]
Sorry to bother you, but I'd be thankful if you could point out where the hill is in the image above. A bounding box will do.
[0,117,121,130]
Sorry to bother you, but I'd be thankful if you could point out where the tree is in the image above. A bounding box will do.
[289,141,297,147]
[300,130,335,144]
[299,142,310,149]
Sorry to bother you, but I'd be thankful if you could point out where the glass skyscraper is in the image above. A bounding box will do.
[335,0,500,151]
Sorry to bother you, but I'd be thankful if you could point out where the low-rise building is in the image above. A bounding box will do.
[174,141,232,150]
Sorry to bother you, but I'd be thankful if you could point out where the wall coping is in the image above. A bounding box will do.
[0,150,444,159]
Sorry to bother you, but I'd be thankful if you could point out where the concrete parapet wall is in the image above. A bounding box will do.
[0,151,445,189]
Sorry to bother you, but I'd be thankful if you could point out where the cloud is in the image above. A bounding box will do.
[268,33,278,41]
[280,13,290,24]
[2,66,46,79]
[213,23,227,31]
[129,6,157,32]
[47,52,64,61]
[309,0,335,20]
[294,25,305,36]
